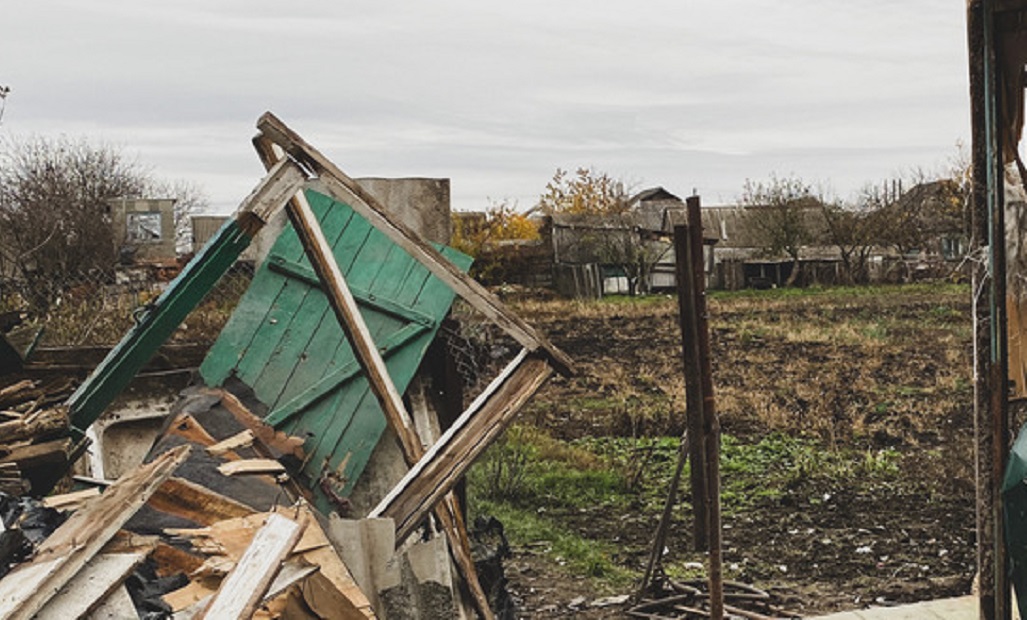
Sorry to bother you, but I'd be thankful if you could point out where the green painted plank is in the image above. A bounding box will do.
[71,219,252,431]
[267,214,387,411]
[267,256,436,327]
[199,191,352,389]
[308,246,472,504]
[232,194,357,400]
[294,242,428,474]
[199,191,337,386]
[264,322,428,427]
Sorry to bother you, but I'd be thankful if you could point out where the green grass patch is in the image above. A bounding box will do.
[469,498,636,586]
[708,282,968,302]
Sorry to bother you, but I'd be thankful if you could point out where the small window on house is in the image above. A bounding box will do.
[126,212,163,243]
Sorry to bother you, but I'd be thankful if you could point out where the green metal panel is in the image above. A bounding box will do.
[199,190,471,512]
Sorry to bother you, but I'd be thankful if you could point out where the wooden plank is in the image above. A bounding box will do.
[264,322,429,427]
[198,513,304,620]
[257,206,369,411]
[36,552,145,619]
[0,406,68,444]
[372,353,554,540]
[199,191,342,390]
[284,188,422,455]
[256,112,575,377]
[85,585,136,619]
[42,487,100,511]
[295,236,451,496]
[0,437,72,466]
[149,476,256,526]
[218,458,285,476]
[296,245,464,502]
[0,445,190,620]
[206,429,255,457]
[237,194,359,406]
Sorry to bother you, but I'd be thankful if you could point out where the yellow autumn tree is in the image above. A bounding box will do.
[451,201,539,258]
[538,167,630,215]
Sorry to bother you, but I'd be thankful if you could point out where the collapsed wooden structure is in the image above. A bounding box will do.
[0,113,574,618]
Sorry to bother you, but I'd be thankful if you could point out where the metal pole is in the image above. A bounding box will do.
[968,1,1011,617]
[687,196,724,619]
[674,222,709,552]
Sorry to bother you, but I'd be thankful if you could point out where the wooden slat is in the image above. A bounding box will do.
[36,553,145,619]
[42,487,100,511]
[0,437,72,468]
[218,458,286,477]
[198,513,304,620]
[372,353,554,540]
[0,406,68,444]
[206,430,255,457]
[256,111,575,377]
[0,445,190,620]
[149,476,256,526]
[85,585,136,619]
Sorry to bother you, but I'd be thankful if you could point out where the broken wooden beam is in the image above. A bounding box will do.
[0,406,69,445]
[372,351,554,540]
[198,512,304,619]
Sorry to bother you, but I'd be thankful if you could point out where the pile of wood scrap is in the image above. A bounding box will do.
[0,443,376,619]
[0,377,79,497]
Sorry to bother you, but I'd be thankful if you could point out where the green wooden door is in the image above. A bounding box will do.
[200,190,470,511]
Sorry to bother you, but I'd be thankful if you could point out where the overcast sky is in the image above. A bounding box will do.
[1,1,970,213]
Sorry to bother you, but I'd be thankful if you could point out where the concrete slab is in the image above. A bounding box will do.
[809,596,1019,620]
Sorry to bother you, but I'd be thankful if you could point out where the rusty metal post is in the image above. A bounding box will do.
[687,196,724,619]
[968,0,1011,617]
[674,220,709,552]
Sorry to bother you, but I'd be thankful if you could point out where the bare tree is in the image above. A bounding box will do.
[0,135,148,309]
[739,175,822,287]
[538,167,630,216]
[0,135,210,310]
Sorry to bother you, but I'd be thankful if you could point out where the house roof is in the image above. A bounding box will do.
[631,186,682,204]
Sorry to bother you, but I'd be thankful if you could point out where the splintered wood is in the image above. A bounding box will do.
[0,377,75,496]
[164,506,375,619]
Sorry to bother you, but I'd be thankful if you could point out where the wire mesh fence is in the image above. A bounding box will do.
[441,297,525,408]
[0,261,253,348]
